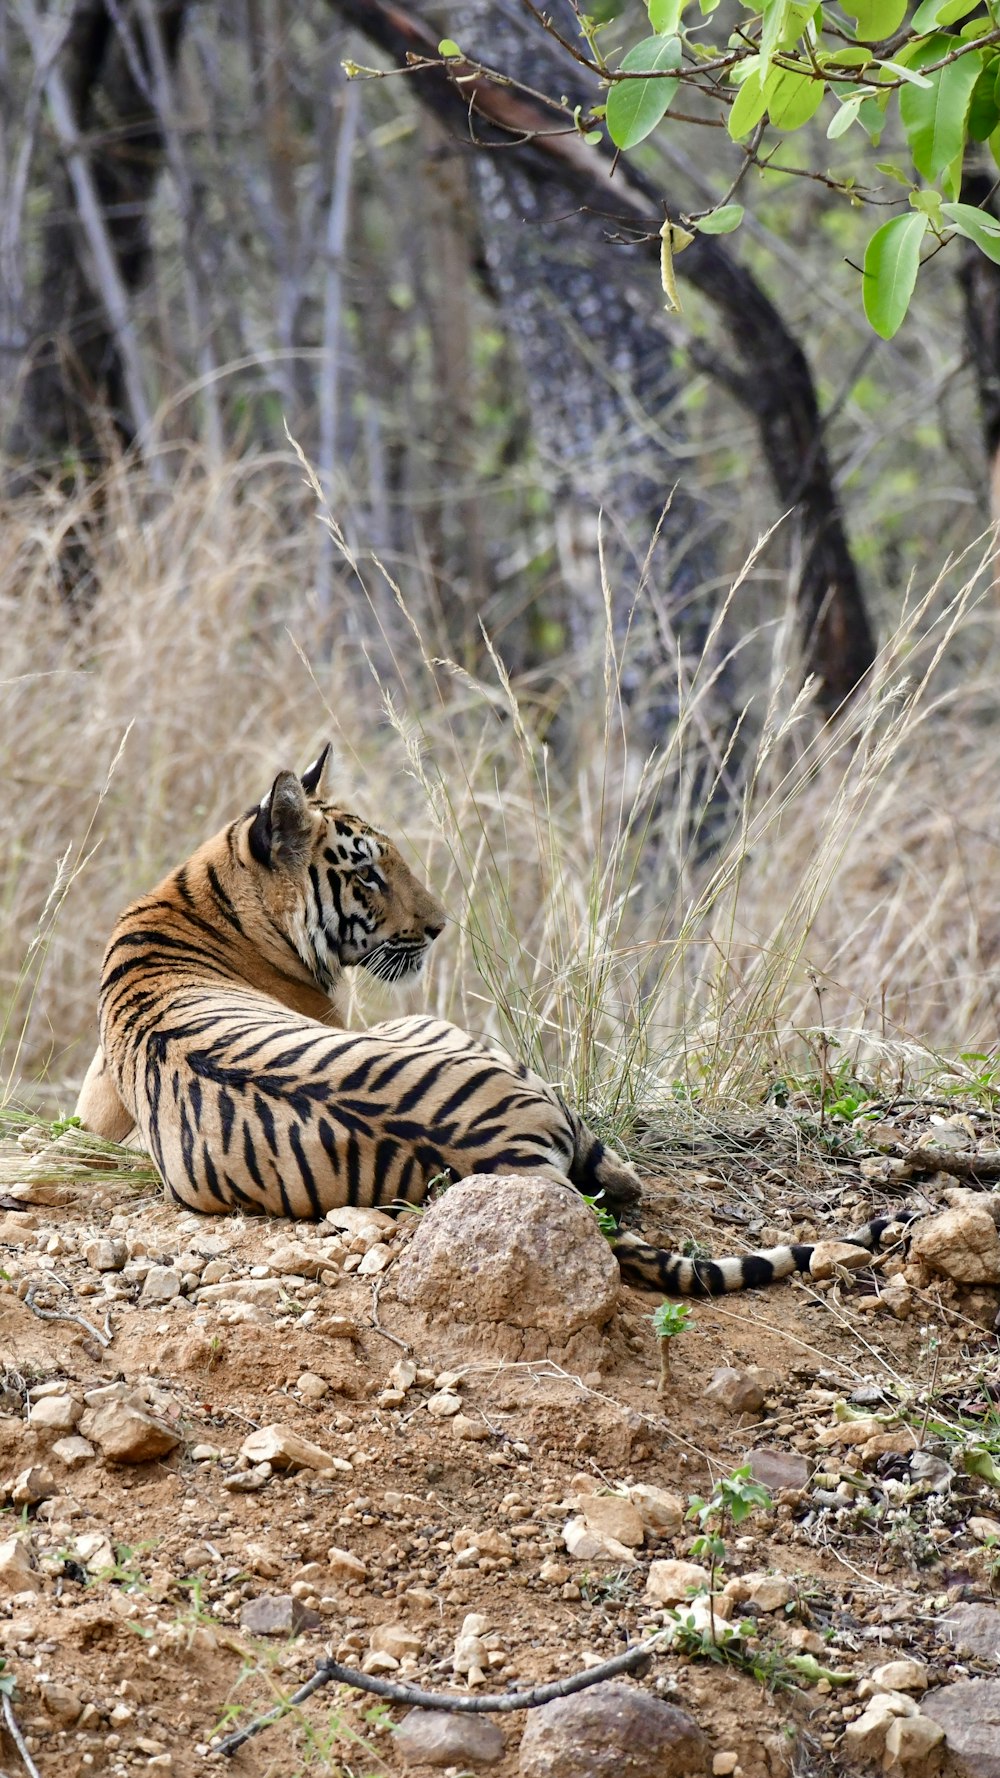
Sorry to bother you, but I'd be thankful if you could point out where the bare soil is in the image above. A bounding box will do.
[2,1110,999,1778]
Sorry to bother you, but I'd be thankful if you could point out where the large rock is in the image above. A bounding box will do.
[0,1534,41,1593]
[79,1401,180,1463]
[391,1176,619,1361]
[516,1682,710,1777]
[909,1206,1000,1285]
[239,1425,338,1472]
[394,1709,504,1768]
[923,1678,1000,1776]
[939,1604,1000,1661]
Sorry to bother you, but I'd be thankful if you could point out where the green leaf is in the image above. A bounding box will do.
[728,62,769,138]
[968,59,1000,139]
[761,0,789,71]
[648,0,683,32]
[876,59,934,86]
[912,0,980,28]
[605,35,682,149]
[696,202,745,232]
[962,1446,1000,1488]
[899,40,983,179]
[848,0,908,39]
[827,93,868,137]
[910,186,944,219]
[862,211,927,337]
[875,159,914,182]
[438,38,462,58]
[941,199,1000,262]
[767,65,826,129]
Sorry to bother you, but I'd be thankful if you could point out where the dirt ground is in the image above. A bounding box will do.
[1,1106,999,1778]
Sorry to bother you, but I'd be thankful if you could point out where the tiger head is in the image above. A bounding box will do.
[242,744,446,993]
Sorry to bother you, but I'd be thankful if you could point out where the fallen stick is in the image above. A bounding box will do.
[215,1635,659,1756]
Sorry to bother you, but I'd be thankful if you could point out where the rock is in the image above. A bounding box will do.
[629,1485,684,1537]
[808,1239,872,1279]
[391,1176,619,1359]
[74,1531,116,1573]
[29,1393,83,1431]
[842,1693,919,1762]
[562,1516,636,1564]
[705,1368,765,1415]
[239,1425,338,1471]
[371,1623,422,1661]
[939,1603,1000,1661]
[743,1448,809,1492]
[394,1709,505,1768]
[643,1559,710,1605]
[327,1546,368,1582]
[426,1390,462,1417]
[239,1594,323,1636]
[39,1682,84,1724]
[923,1678,1000,1777]
[516,1681,710,1777]
[141,1265,181,1302]
[724,1571,794,1612]
[357,1245,392,1275]
[867,1659,929,1696]
[8,1466,56,1505]
[452,1414,490,1441]
[324,1206,396,1240]
[0,1534,40,1593]
[79,1401,180,1463]
[910,1206,1000,1285]
[362,1650,399,1674]
[713,1756,738,1777]
[296,1372,329,1401]
[968,1516,1000,1542]
[50,1436,95,1468]
[580,1494,645,1548]
[196,1278,282,1305]
[883,1715,945,1769]
[85,1237,126,1271]
[267,1242,327,1278]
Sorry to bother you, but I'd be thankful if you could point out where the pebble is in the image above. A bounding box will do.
[141,1265,182,1302]
[426,1390,462,1417]
[239,1425,338,1471]
[516,1682,710,1777]
[394,1708,505,1768]
[580,1493,644,1548]
[0,1535,41,1593]
[370,1622,422,1660]
[29,1394,83,1430]
[296,1372,329,1401]
[705,1367,766,1415]
[644,1559,710,1605]
[239,1594,323,1636]
[452,1414,490,1441]
[742,1447,809,1492]
[327,1546,368,1582]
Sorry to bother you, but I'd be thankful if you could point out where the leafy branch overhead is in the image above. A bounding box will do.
[422,1,1000,339]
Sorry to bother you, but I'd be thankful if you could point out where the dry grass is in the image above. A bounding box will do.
[3,447,1000,1137]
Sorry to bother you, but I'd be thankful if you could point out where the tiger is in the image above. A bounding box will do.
[76,746,909,1297]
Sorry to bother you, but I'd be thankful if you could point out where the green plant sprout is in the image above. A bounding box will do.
[652,1299,693,1395]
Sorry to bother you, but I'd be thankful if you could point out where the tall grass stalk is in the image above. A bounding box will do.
[2,449,999,1140]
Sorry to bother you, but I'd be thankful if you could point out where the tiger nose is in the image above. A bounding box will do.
[425,920,445,940]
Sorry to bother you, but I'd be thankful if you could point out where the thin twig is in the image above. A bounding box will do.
[216,1637,660,1756]
[2,1691,42,1778]
[368,1271,410,1352]
[24,1285,113,1347]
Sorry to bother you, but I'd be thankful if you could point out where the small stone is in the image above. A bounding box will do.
[74,1531,115,1572]
[628,1485,684,1537]
[141,1265,181,1302]
[808,1240,872,1279]
[389,1358,417,1391]
[705,1367,766,1414]
[85,1238,126,1271]
[426,1391,462,1417]
[868,1659,929,1695]
[239,1594,322,1636]
[9,1466,56,1505]
[910,1205,1000,1285]
[357,1245,392,1275]
[394,1709,505,1768]
[50,1436,95,1469]
[0,1535,40,1593]
[580,1494,645,1549]
[189,1444,221,1462]
[29,1394,83,1431]
[39,1682,84,1724]
[267,1241,327,1279]
[452,1414,490,1441]
[239,1425,338,1471]
[842,1694,919,1762]
[923,1677,1000,1777]
[969,1515,1000,1542]
[562,1517,611,1561]
[327,1546,367,1582]
[79,1401,180,1463]
[296,1372,329,1401]
[939,1602,1000,1660]
[713,1756,738,1777]
[883,1715,945,1769]
[743,1448,809,1492]
[724,1571,794,1612]
[371,1622,422,1661]
[644,1559,710,1605]
[516,1681,710,1777]
[324,1206,396,1238]
[362,1649,400,1673]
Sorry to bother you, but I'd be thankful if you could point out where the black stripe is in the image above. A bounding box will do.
[289,1124,322,1217]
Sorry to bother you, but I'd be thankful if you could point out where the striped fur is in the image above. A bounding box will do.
[80,748,911,1295]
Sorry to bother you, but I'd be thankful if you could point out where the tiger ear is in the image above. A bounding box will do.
[300,743,332,798]
[249,771,313,869]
